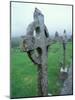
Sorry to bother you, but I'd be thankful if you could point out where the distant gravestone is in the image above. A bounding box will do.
[60,30,68,81]
[21,8,51,96]
[54,31,59,42]
[60,65,73,95]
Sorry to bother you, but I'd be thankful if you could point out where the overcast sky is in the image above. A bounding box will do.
[11,2,72,37]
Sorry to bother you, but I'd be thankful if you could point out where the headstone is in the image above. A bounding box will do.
[54,31,59,42]
[60,66,73,95]
[21,8,51,96]
[60,30,68,81]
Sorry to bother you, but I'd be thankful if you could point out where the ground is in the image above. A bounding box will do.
[10,42,72,98]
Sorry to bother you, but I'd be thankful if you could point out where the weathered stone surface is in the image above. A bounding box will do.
[62,30,67,69]
[60,66,73,95]
[21,8,51,96]
[22,8,50,65]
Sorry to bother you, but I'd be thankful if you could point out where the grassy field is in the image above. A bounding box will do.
[10,42,72,98]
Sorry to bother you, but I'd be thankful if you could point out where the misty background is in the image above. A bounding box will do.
[11,2,72,37]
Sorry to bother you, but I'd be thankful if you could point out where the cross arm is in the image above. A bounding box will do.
[21,35,40,52]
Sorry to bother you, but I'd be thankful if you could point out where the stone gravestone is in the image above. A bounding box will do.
[54,31,59,42]
[21,8,51,96]
[62,30,67,70]
[60,30,68,82]
[60,65,73,95]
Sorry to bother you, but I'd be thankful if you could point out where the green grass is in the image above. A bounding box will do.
[10,42,72,98]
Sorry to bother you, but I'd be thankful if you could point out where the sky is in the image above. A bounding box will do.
[11,2,72,37]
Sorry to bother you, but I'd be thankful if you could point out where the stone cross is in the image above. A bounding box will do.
[62,30,67,69]
[60,30,68,82]
[21,8,51,96]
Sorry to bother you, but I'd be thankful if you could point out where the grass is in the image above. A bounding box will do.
[10,42,72,98]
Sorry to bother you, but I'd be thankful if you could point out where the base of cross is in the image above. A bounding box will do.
[59,67,68,82]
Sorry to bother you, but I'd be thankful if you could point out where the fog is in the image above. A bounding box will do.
[11,2,72,37]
